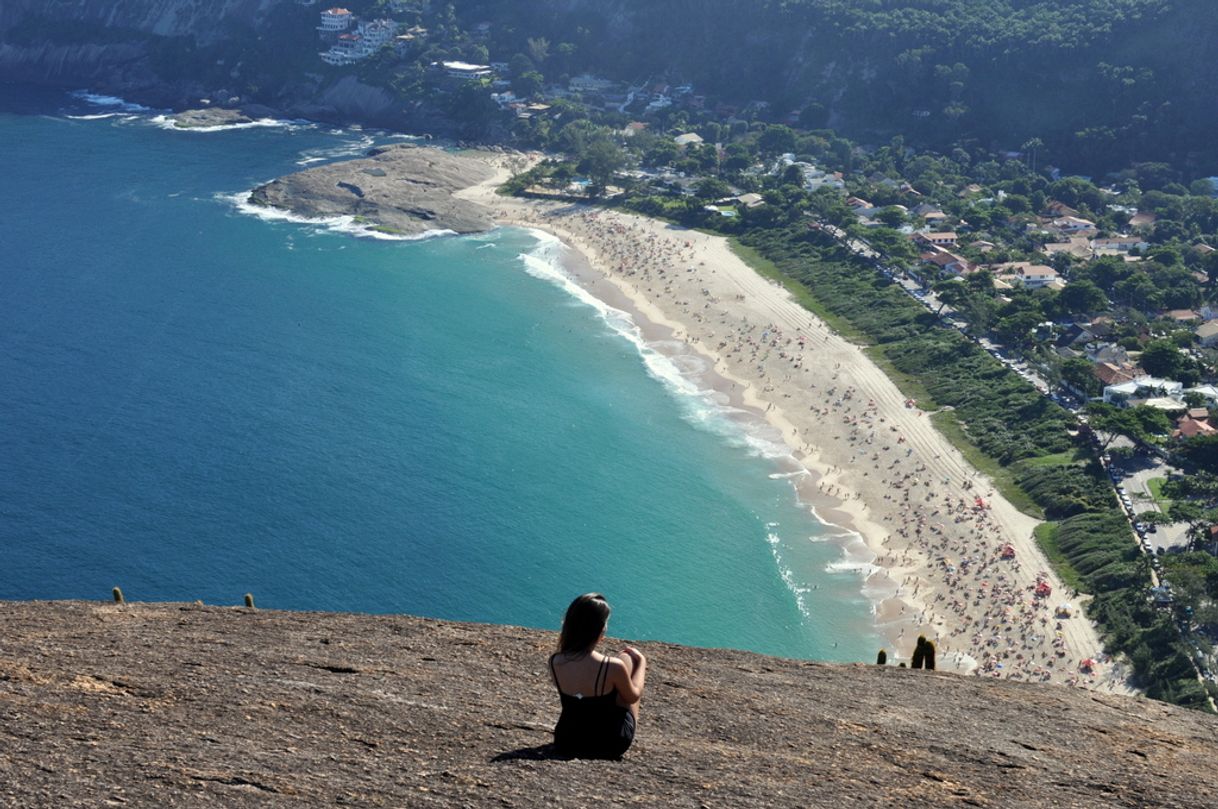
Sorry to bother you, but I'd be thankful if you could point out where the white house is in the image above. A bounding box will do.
[1052,216,1096,233]
[359,19,398,49]
[1103,377,1184,406]
[914,231,958,247]
[1092,235,1149,255]
[993,262,1061,289]
[1187,385,1218,405]
[673,132,704,148]
[318,7,354,32]
[569,74,614,94]
[440,61,493,80]
[321,33,363,64]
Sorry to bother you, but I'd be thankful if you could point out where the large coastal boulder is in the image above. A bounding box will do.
[1,600,1215,807]
[247,144,497,237]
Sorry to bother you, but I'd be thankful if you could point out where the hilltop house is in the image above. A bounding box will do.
[321,18,396,64]
[318,7,353,33]
[673,132,703,149]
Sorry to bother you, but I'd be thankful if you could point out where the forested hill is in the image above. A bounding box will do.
[467,0,1217,174]
[2,0,1215,174]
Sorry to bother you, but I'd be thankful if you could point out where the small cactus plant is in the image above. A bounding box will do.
[112,587,124,604]
[923,639,936,671]
[911,635,927,670]
[244,593,256,609]
[876,649,887,665]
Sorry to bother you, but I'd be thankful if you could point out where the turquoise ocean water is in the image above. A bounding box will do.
[0,86,878,660]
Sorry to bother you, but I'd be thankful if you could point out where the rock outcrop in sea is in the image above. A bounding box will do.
[2,600,1215,807]
[247,144,496,237]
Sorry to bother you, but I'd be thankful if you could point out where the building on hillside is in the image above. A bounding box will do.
[439,61,494,80]
[569,74,615,94]
[673,132,704,148]
[1044,200,1080,218]
[318,7,354,32]
[1052,216,1096,233]
[913,231,958,247]
[1197,320,1218,348]
[359,19,398,49]
[394,26,428,55]
[1092,236,1149,255]
[1043,235,1093,259]
[388,0,428,13]
[1128,211,1157,231]
[321,32,364,65]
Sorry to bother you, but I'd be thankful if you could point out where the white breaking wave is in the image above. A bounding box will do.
[219,191,455,242]
[65,113,129,121]
[69,91,151,113]
[150,114,310,134]
[767,533,811,620]
[295,134,376,165]
[516,228,791,461]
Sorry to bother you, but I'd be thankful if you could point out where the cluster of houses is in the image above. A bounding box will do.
[317,8,399,66]
[1046,311,1218,419]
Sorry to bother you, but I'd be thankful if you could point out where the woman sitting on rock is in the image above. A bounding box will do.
[548,593,646,759]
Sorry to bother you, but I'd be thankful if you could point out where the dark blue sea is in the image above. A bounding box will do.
[0,85,878,660]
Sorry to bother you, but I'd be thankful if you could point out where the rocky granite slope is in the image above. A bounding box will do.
[1,600,1215,808]
[247,144,496,237]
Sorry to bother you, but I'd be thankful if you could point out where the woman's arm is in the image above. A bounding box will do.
[611,647,647,704]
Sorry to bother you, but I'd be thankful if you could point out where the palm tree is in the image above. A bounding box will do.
[1022,138,1044,173]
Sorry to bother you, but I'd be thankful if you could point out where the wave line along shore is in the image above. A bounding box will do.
[458,152,1132,692]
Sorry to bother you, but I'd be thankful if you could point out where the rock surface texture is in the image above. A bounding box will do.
[170,108,255,128]
[248,144,496,237]
[1,601,1215,808]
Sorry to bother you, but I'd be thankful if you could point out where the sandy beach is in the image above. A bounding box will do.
[458,155,1131,692]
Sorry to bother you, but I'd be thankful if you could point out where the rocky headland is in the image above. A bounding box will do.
[169,107,255,128]
[1,600,1215,807]
[247,144,497,238]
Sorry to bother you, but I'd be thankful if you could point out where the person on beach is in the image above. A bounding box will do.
[549,593,647,759]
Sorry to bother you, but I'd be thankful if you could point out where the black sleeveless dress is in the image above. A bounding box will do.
[549,654,636,759]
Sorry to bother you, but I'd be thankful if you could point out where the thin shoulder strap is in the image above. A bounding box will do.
[595,656,609,696]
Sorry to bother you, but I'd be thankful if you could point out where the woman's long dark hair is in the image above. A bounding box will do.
[557,593,610,656]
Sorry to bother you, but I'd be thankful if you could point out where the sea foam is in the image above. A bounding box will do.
[516,228,792,462]
[220,191,455,242]
[151,114,310,134]
[69,90,152,113]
